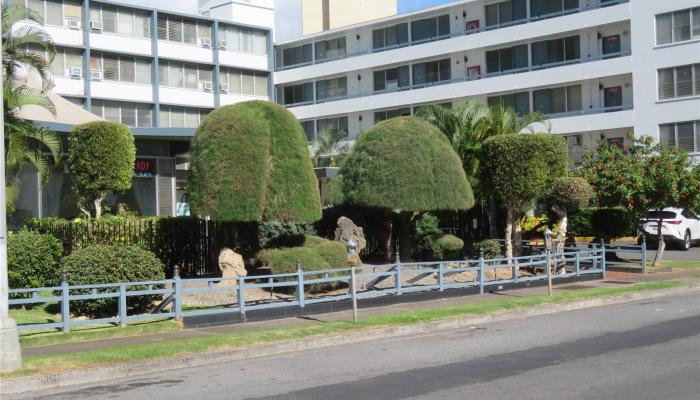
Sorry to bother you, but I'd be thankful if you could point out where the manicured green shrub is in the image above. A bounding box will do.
[188,101,321,222]
[470,239,502,260]
[67,121,136,218]
[257,221,315,248]
[259,247,328,274]
[62,244,165,317]
[591,207,635,240]
[313,240,347,268]
[434,234,464,259]
[8,231,63,289]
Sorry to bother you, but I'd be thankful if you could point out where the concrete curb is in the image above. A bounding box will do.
[3,284,699,395]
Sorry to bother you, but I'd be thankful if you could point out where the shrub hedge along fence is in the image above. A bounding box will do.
[188,101,321,223]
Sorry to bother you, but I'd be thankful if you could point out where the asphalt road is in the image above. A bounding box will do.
[9,292,700,400]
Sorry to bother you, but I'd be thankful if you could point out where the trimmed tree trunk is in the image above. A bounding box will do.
[552,204,567,254]
[93,193,106,219]
[514,213,523,257]
[652,218,665,267]
[488,201,497,239]
[397,212,413,260]
[504,206,514,260]
[384,210,394,262]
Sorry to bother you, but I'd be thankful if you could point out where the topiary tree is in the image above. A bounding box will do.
[331,116,474,259]
[481,133,567,259]
[188,101,321,223]
[67,121,135,219]
[549,177,593,253]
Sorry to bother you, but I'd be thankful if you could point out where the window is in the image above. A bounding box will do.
[486,44,528,73]
[375,108,411,123]
[487,92,530,116]
[656,8,700,45]
[531,36,580,66]
[411,15,450,42]
[316,116,349,138]
[603,86,622,109]
[91,53,151,84]
[533,85,582,114]
[118,9,134,36]
[301,120,315,143]
[254,74,268,96]
[316,76,347,101]
[485,0,527,27]
[372,23,409,50]
[412,58,451,86]
[46,1,62,26]
[89,4,150,38]
[659,121,700,153]
[658,64,700,99]
[49,47,82,77]
[283,82,314,105]
[315,37,346,62]
[159,62,212,90]
[373,65,410,91]
[102,6,117,33]
[281,43,312,67]
[157,15,210,45]
[91,100,153,127]
[531,0,579,19]
[602,34,621,55]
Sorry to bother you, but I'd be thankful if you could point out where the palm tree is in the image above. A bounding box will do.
[485,105,548,137]
[310,129,351,168]
[2,5,61,213]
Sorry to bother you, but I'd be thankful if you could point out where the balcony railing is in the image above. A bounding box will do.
[275,0,630,71]
[281,50,631,108]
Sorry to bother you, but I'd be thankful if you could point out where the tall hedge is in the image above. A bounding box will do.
[67,121,136,218]
[332,116,474,211]
[188,101,321,222]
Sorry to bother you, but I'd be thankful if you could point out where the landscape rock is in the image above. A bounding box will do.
[218,248,247,285]
[334,217,366,265]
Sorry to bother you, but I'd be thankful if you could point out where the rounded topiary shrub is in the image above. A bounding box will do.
[188,101,321,222]
[8,231,63,289]
[313,240,347,268]
[470,239,502,260]
[591,207,633,240]
[62,244,165,317]
[435,234,464,258]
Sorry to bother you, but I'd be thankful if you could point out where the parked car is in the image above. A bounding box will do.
[640,208,700,250]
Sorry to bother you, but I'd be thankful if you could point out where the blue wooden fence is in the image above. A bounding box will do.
[9,247,605,332]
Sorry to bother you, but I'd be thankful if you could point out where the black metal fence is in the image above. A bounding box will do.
[26,217,258,277]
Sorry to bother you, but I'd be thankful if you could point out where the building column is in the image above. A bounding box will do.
[82,0,91,111]
[151,11,160,126]
[213,21,220,108]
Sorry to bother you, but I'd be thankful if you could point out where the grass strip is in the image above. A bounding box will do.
[1,280,687,379]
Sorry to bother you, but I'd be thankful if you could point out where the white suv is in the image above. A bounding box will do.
[640,208,700,250]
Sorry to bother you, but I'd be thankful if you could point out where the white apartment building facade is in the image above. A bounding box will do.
[11,0,274,221]
[274,0,700,163]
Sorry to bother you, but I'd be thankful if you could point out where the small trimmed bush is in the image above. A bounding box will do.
[62,244,165,317]
[313,240,347,268]
[471,239,501,260]
[258,221,315,248]
[8,231,63,289]
[434,234,464,259]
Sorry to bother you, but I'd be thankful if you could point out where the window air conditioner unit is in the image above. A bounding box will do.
[219,83,229,93]
[66,19,81,29]
[69,67,82,78]
[90,70,102,81]
[201,37,211,48]
[201,81,213,91]
[218,40,228,50]
[90,21,103,31]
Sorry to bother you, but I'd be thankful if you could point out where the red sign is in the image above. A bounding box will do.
[466,20,480,31]
[134,158,156,177]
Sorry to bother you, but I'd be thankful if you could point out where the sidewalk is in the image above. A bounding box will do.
[21,269,697,358]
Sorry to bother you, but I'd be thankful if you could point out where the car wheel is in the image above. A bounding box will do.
[680,231,691,251]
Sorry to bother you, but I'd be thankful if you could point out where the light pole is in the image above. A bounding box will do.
[0,6,24,371]
[544,228,553,297]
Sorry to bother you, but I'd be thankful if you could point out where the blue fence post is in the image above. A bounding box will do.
[478,255,485,295]
[641,235,647,274]
[600,239,607,280]
[591,243,598,270]
[575,252,580,276]
[395,251,402,296]
[238,276,246,322]
[297,260,305,310]
[118,283,127,328]
[173,266,182,321]
[438,262,444,292]
[61,272,71,333]
[513,259,519,283]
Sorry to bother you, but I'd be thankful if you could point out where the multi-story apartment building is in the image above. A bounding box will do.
[12,0,273,221]
[274,0,700,164]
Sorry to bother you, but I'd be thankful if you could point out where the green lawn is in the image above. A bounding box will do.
[611,259,700,272]
[1,280,687,379]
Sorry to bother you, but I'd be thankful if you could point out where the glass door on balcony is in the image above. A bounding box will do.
[604,86,622,110]
[602,34,621,56]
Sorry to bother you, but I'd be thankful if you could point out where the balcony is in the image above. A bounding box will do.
[275,0,629,72]
[283,51,630,108]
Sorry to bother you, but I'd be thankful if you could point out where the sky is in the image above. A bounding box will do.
[118,0,458,42]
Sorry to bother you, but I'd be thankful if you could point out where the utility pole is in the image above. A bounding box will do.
[0,4,24,371]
